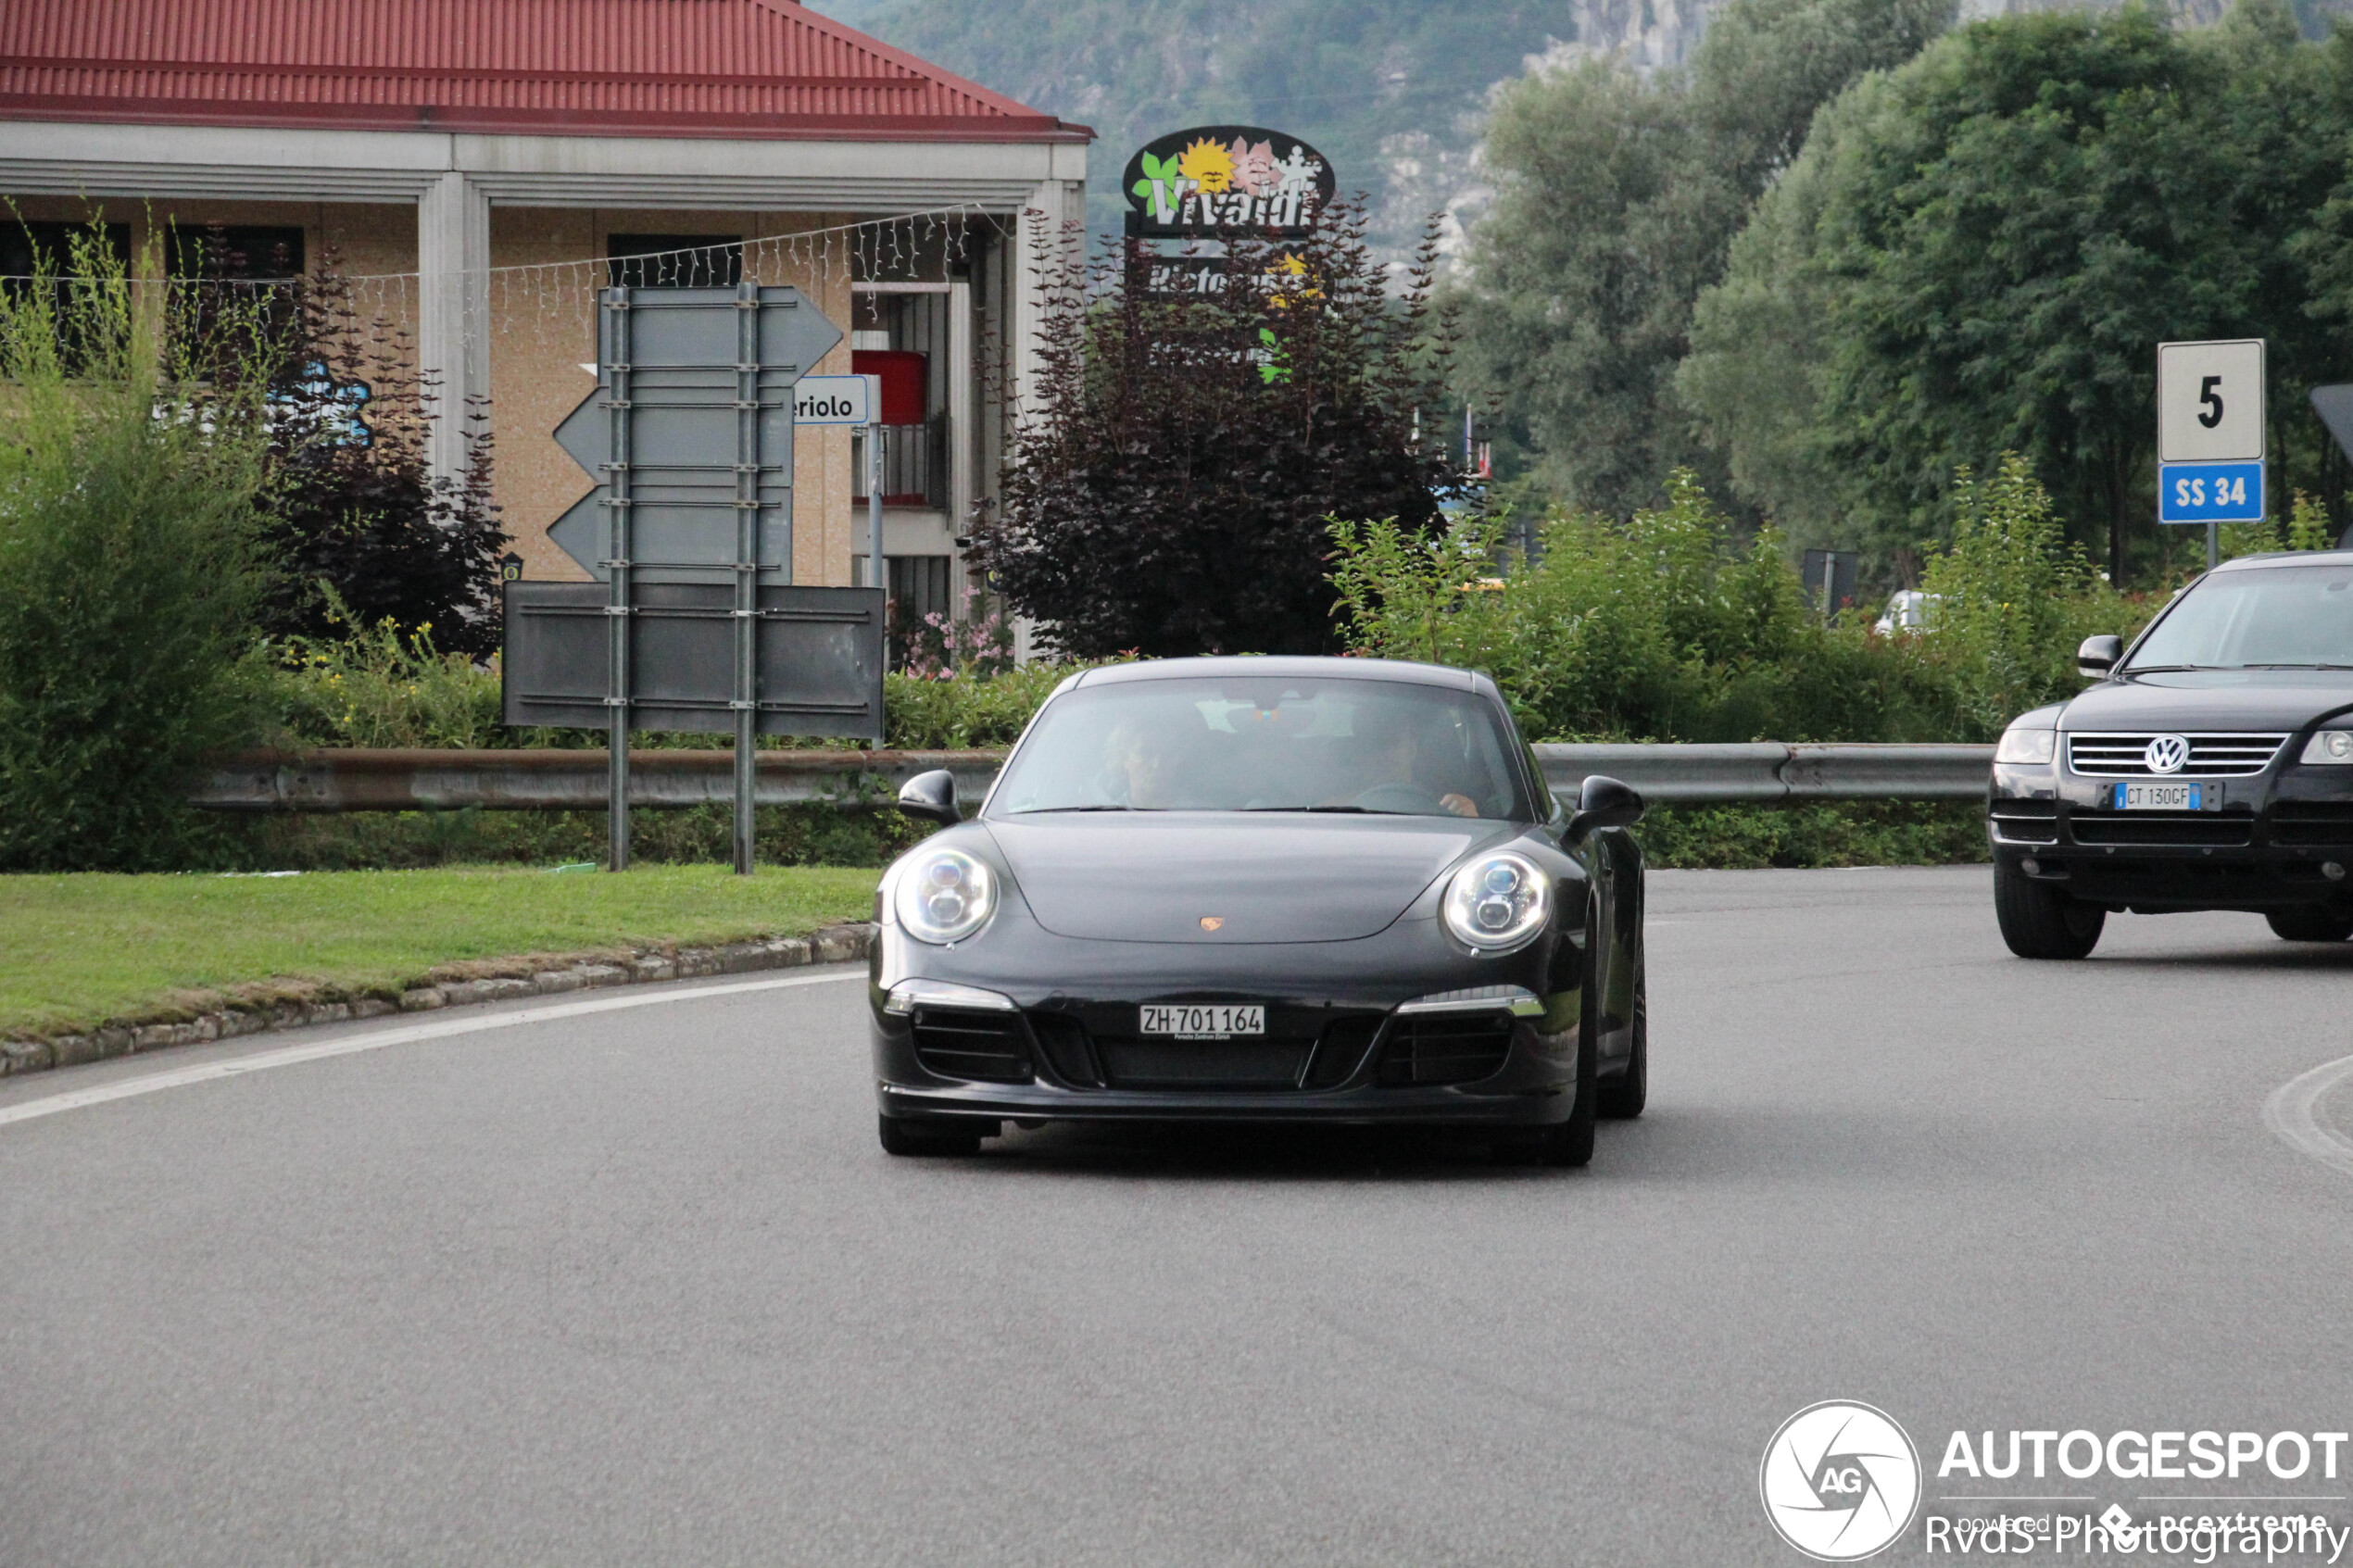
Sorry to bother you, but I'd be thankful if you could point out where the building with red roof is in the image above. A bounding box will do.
[0,0,1090,597]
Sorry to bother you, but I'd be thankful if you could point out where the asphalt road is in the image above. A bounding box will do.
[6,867,2353,1567]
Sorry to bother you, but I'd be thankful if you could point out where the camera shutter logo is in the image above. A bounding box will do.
[2145,734,2191,774]
[1759,1400,1920,1561]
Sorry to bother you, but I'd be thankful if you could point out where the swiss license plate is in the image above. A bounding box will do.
[1139,1004,1265,1039]
[2113,782,2210,810]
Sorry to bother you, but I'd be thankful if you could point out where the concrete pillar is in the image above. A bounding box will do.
[1011,179,1078,433]
[417,170,490,489]
[948,276,975,612]
[1008,181,1077,665]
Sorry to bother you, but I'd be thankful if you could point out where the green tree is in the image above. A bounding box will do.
[1689,1,2345,580]
[973,207,1457,658]
[1677,79,1888,554]
[1453,0,1946,515]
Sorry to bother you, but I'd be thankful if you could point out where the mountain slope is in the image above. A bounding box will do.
[811,0,1588,255]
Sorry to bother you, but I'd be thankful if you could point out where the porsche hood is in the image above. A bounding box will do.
[983,814,1512,944]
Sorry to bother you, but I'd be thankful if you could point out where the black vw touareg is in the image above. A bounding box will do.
[1991,550,2353,958]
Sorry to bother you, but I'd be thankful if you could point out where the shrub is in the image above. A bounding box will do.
[0,230,272,870]
[258,261,508,657]
[266,590,504,750]
[1914,454,2144,733]
[1331,470,1962,741]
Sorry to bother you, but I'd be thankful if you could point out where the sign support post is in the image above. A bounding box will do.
[603,285,635,872]
[732,282,762,876]
[866,371,886,738]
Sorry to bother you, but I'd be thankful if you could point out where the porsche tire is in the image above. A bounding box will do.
[877,1114,982,1158]
[1597,947,1647,1121]
[2267,909,2353,942]
[1994,859,2104,960]
[1541,925,1603,1167]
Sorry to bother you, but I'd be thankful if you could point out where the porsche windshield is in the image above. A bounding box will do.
[990,678,1537,820]
[2127,563,2353,671]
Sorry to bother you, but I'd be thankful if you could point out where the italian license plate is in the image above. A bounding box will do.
[1139,1004,1265,1039]
[2113,782,2210,810]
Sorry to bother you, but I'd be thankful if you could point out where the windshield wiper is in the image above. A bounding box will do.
[2243,662,2353,671]
[2122,664,2204,673]
[1242,804,1377,813]
[1014,805,1152,814]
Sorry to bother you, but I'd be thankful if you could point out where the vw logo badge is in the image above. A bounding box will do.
[2145,734,2191,775]
[1760,1400,1920,1561]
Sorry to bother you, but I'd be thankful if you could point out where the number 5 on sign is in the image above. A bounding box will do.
[2158,340,2264,465]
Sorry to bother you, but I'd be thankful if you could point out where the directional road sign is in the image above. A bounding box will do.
[2158,339,2265,526]
[547,285,842,585]
[515,282,875,876]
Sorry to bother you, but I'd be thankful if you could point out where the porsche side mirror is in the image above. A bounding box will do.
[896,769,961,826]
[2078,634,2122,679]
[1567,773,1643,843]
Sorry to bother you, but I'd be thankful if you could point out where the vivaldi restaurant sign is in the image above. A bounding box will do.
[1123,126,1337,239]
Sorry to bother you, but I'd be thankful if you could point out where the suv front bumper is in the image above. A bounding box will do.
[1990,762,2353,912]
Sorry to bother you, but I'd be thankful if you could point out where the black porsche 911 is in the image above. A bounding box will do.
[1992,549,2353,958]
[866,657,1649,1165]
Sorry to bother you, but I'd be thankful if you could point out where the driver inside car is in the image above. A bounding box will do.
[1338,706,1479,817]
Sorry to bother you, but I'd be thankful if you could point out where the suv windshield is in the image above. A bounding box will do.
[2126,562,2353,671]
[989,677,1536,820]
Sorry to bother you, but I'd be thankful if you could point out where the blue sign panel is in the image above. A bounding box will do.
[2159,460,2265,523]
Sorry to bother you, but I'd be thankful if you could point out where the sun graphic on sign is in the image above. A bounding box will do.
[1266,252,1321,309]
[1176,137,1236,192]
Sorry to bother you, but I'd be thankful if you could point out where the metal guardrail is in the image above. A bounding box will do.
[192,743,1995,813]
[1533,743,1995,804]
[194,749,1005,813]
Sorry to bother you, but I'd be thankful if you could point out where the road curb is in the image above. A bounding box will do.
[0,922,877,1080]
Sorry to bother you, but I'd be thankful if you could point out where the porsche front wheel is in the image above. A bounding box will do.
[877,1114,982,1158]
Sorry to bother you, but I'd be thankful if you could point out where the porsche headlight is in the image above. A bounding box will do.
[1441,853,1551,953]
[892,847,997,944]
[1995,726,2057,765]
[2302,730,2353,765]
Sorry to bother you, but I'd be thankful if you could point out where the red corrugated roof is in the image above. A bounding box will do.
[0,0,1091,143]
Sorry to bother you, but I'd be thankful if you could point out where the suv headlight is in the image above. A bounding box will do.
[1441,852,1551,953]
[2302,730,2353,764]
[892,846,997,944]
[1995,726,2057,765]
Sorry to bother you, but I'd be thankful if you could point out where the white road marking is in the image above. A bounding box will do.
[2263,1048,2353,1179]
[0,970,864,1131]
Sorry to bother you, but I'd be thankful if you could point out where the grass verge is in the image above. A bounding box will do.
[1,863,879,1040]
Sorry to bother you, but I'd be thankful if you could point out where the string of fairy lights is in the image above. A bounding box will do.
[2,204,1005,354]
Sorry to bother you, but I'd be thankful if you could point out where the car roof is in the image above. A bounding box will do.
[2210,548,2353,572]
[1066,655,1497,698]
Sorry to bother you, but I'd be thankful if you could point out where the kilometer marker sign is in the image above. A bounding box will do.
[2158,339,2265,525]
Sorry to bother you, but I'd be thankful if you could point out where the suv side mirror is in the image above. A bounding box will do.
[2077,634,2123,679]
[1567,773,1644,843]
[896,769,961,825]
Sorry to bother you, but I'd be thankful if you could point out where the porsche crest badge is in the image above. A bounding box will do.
[1199,916,1225,931]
